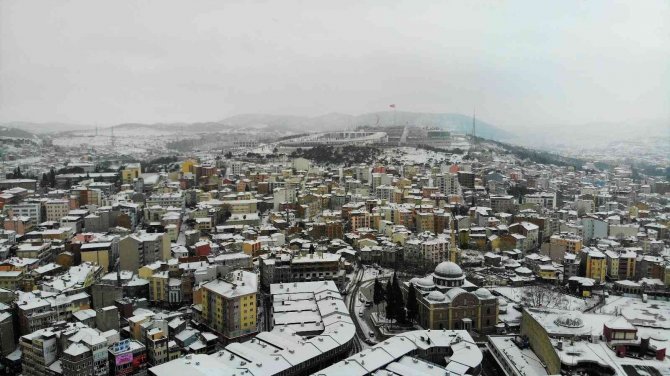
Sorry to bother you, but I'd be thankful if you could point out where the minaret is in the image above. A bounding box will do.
[448,213,461,263]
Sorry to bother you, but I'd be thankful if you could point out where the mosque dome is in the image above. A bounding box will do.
[474,288,493,299]
[427,290,446,302]
[434,261,463,279]
[445,287,467,300]
[412,277,435,289]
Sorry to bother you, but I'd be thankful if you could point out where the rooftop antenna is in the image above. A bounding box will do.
[111,126,115,148]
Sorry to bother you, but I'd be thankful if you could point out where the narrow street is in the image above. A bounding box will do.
[344,267,365,354]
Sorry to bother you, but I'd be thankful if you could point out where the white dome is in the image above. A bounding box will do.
[445,287,467,300]
[434,261,463,278]
[474,288,493,299]
[412,277,435,288]
[427,291,446,302]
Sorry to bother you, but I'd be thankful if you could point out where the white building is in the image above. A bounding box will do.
[524,192,557,210]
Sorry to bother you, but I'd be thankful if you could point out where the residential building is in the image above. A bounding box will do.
[199,270,257,342]
[5,202,42,224]
[122,163,142,184]
[108,339,147,376]
[119,232,171,272]
[580,247,606,283]
[581,216,608,244]
[550,233,582,254]
[45,199,70,222]
[258,251,345,290]
[523,192,557,210]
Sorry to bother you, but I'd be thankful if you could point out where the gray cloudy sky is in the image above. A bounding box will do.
[1,0,668,129]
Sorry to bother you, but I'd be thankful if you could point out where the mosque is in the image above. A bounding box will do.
[406,260,499,333]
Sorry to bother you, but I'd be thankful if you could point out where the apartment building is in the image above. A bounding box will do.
[45,199,70,222]
[119,232,171,272]
[5,202,42,224]
[199,270,257,341]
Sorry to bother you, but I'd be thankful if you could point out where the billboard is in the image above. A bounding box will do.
[115,352,133,366]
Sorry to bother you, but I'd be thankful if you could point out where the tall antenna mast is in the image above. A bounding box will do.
[472,108,476,145]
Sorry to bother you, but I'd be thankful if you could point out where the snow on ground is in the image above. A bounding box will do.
[597,296,670,329]
[498,305,523,327]
[360,267,393,282]
[249,144,274,155]
[382,147,464,165]
[492,286,598,312]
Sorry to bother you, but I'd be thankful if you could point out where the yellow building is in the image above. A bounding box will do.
[222,199,259,214]
[664,264,670,287]
[128,314,151,341]
[200,270,257,340]
[197,191,212,202]
[537,265,559,281]
[0,270,23,290]
[139,262,163,279]
[549,233,582,254]
[165,224,178,242]
[605,250,637,281]
[122,163,141,184]
[242,239,262,258]
[489,235,501,252]
[181,159,197,174]
[79,242,113,272]
[618,250,637,280]
[149,271,168,304]
[581,248,606,283]
[416,212,435,234]
[194,217,212,232]
[605,250,620,280]
[520,310,561,374]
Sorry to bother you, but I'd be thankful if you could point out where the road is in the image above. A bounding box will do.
[357,275,391,341]
[399,126,409,144]
[345,267,365,354]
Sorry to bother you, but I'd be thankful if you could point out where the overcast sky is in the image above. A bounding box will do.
[1,0,668,129]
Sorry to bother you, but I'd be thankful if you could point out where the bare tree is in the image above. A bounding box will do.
[521,285,571,310]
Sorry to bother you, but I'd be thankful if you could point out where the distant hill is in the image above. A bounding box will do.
[1,111,514,141]
[213,111,512,140]
[0,121,86,134]
[0,126,38,139]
